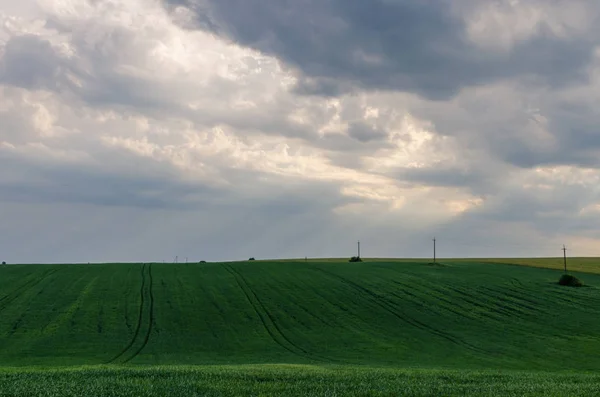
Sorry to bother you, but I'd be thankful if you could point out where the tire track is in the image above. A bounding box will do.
[388,280,481,321]
[272,278,337,328]
[222,264,306,359]
[124,263,154,363]
[507,276,600,308]
[425,283,561,335]
[403,276,537,320]
[0,269,57,313]
[434,284,530,319]
[542,289,600,313]
[223,264,330,363]
[479,286,545,314]
[107,263,153,364]
[428,282,593,340]
[311,266,490,355]
[495,283,550,308]
[38,274,95,335]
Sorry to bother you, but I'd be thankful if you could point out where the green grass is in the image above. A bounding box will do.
[2,365,600,396]
[275,256,600,274]
[2,259,600,394]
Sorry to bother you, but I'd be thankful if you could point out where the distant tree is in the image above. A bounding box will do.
[349,256,362,263]
[1,261,5,265]
[249,257,256,261]
[199,261,207,264]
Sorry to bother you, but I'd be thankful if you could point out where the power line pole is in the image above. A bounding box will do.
[433,237,436,264]
[357,241,361,258]
[562,245,567,273]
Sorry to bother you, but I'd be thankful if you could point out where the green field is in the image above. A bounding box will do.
[1,259,600,395]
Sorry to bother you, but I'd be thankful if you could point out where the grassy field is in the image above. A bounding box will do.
[2,366,600,397]
[1,258,600,395]
[276,257,600,274]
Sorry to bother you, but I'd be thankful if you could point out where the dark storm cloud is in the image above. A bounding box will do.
[347,121,388,143]
[497,142,600,169]
[0,150,222,210]
[393,166,491,190]
[165,0,596,99]
[0,35,66,90]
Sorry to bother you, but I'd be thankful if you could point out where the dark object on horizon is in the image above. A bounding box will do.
[428,262,446,267]
[1,261,5,265]
[349,256,362,262]
[249,257,256,261]
[199,260,207,264]
[558,274,583,287]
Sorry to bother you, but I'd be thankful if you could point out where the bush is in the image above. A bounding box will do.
[558,274,583,287]
[248,257,256,261]
[1,261,4,265]
[349,256,362,262]
[199,261,207,264]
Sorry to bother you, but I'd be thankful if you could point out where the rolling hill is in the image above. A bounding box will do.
[1,259,600,395]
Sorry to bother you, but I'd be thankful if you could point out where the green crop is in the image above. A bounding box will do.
[1,259,600,395]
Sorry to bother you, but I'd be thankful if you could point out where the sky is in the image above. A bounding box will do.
[1,0,600,263]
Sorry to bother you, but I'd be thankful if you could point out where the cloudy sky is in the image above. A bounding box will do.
[1,0,600,263]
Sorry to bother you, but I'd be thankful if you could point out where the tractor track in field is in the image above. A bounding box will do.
[107,263,154,364]
[500,275,599,311]
[308,286,352,315]
[388,281,478,321]
[443,285,528,319]
[479,286,544,314]
[394,276,595,340]
[389,272,546,319]
[0,269,58,313]
[223,264,332,363]
[124,263,154,363]
[222,264,308,359]
[311,266,491,356]
[491,283,547,309]
[272,279,337,328]
[542,289,600,313]
[488,279,596,315]
[405,280,528,323]
[507,283,588,308]
[510,278,600,308]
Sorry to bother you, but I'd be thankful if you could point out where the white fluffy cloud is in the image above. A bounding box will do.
[1,0,600,262]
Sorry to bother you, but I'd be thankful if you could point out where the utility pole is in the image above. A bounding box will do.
[175,255,178,264]
[562,245,567,273]
[358,241,361,258]
[433,237,436,264]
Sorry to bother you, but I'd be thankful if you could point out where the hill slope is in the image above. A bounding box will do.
[1,260,600,370]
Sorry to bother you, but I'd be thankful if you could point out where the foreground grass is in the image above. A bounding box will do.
[2,365,600,397]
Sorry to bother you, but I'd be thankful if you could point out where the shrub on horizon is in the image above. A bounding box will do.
[558,274,583,287]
